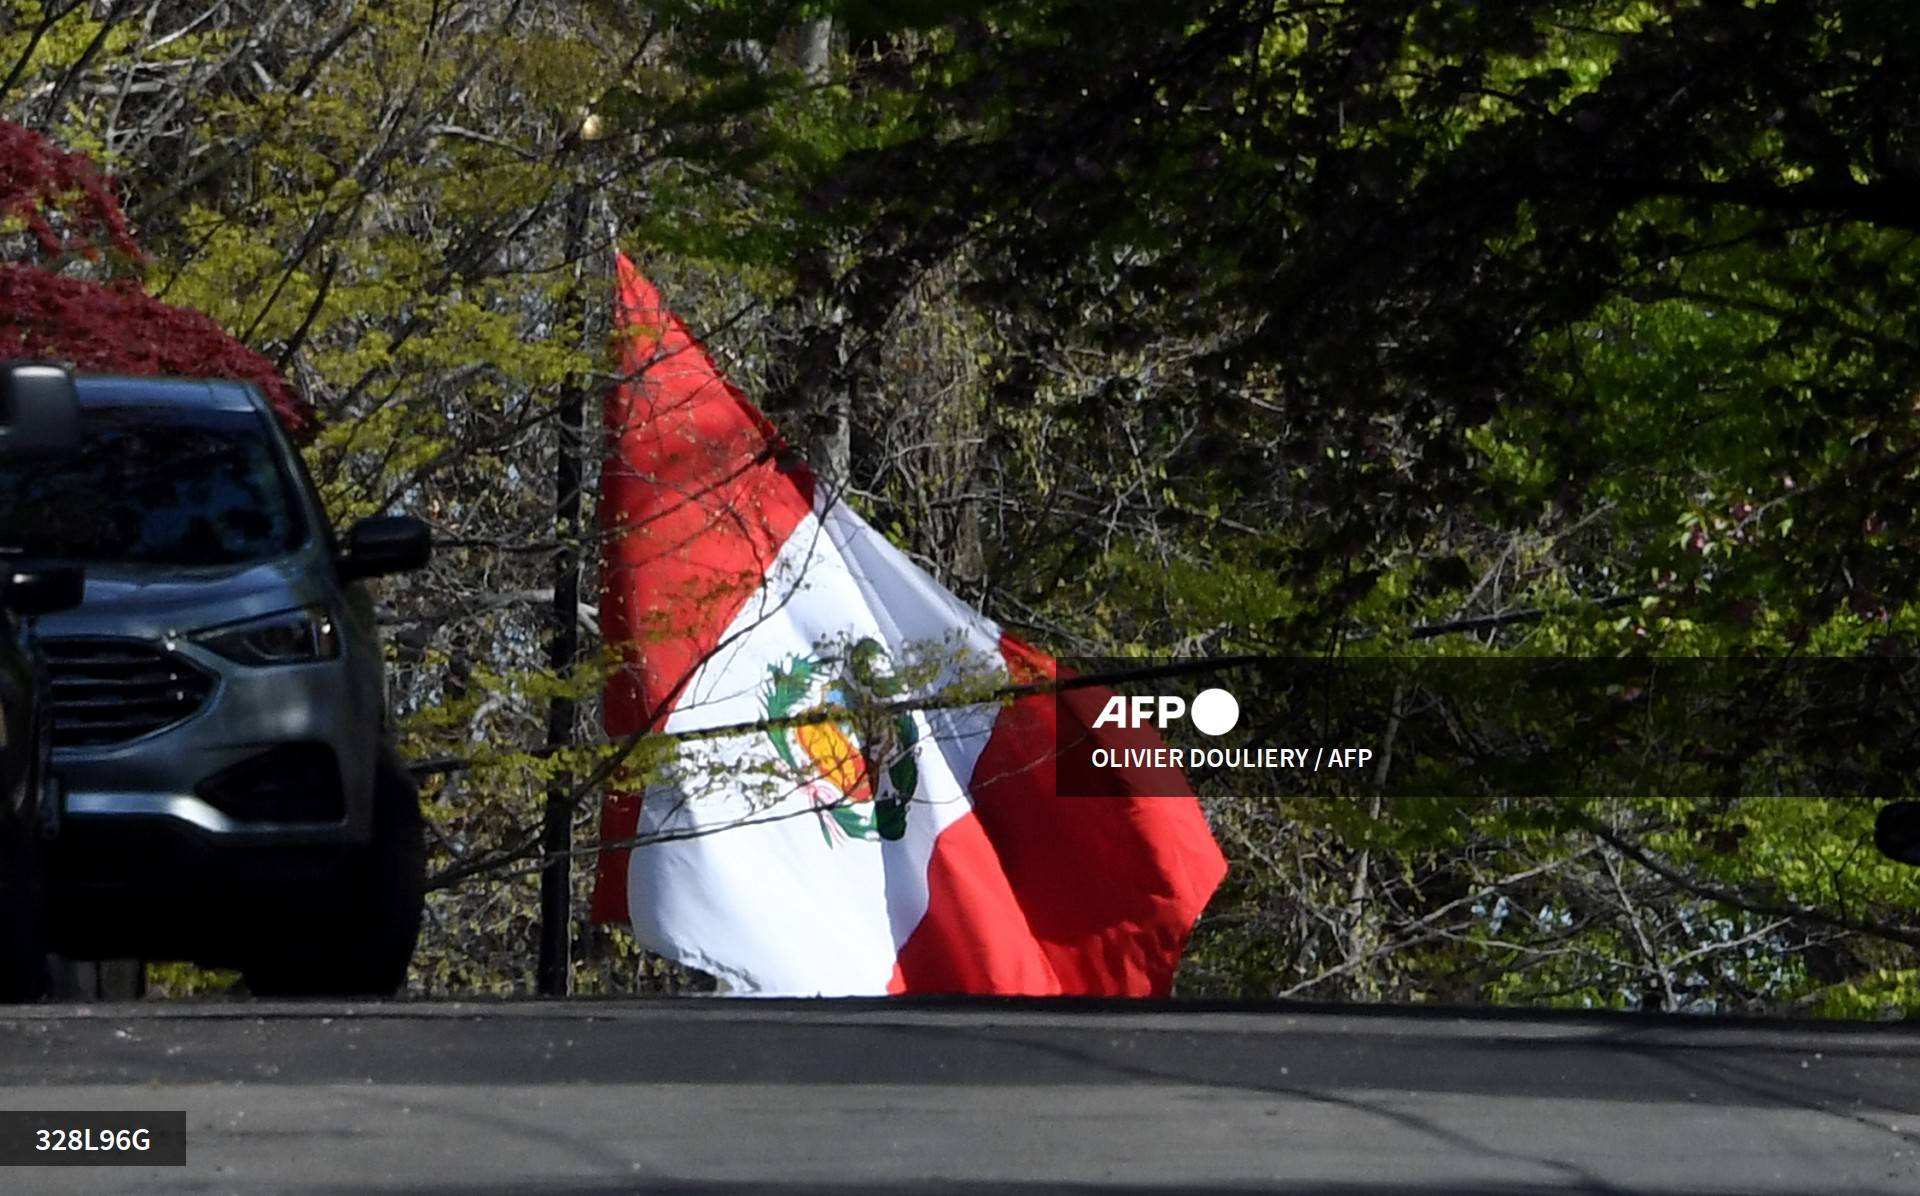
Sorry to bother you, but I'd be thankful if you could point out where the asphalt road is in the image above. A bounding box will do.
[0,999,1914,1195]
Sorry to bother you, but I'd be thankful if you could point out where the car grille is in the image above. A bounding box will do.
[41,638,217,748]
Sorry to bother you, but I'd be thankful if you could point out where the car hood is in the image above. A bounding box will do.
[34,557,325,641]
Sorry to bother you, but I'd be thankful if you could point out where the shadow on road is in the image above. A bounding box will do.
[2,999,1915,1115]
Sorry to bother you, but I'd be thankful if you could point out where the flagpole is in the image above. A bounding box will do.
[538,180,595,997]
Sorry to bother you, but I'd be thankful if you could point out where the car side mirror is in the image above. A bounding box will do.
[0,362,81,460]
[338,515,431,581]
[1876,802,1920,867]
[3,563,85,617]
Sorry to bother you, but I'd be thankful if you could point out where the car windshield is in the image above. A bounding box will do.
[0,401,305,567]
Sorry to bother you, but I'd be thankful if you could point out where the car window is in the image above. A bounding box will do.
[0,402,307,567]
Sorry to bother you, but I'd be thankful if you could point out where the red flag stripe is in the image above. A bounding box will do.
[890,635,1227,995]
[593,254,816,923]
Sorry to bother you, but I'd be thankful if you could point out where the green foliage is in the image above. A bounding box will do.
[809,0,1920,1014]
[5,1,1916,1012]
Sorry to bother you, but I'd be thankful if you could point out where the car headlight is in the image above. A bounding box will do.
[193,605,339,666]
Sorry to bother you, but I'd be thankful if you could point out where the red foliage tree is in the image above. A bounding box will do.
[0,121,138,261]
[0,121,313,438]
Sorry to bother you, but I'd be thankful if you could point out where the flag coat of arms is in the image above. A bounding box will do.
[591,252,1226,996]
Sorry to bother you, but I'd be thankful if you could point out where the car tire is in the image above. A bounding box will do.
[242,750,425,998]
[0,806,48,1003]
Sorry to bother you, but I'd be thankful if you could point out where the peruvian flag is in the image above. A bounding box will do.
[590,252,1226,996]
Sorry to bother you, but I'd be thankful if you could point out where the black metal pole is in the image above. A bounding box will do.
[537,186,592,996]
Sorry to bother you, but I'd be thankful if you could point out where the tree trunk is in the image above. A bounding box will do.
[782,19,833,83]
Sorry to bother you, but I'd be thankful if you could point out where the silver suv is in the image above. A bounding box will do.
[0,376,431,995]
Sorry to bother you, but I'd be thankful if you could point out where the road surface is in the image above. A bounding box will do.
[0,998,1914,1194]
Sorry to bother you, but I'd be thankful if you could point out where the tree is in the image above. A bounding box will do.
[5,0,858,995]
[6,1,1915,1012]
[783,0,1920,1012]
[0,120,311,433]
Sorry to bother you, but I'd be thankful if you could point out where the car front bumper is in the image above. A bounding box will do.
[49,638,377,849]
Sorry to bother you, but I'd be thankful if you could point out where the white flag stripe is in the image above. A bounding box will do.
[628,502,1001,995]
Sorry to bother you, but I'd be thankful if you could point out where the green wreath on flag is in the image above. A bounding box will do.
[764,637,920,845]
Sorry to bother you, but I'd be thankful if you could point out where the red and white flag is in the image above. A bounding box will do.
[590,252,1226,996]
